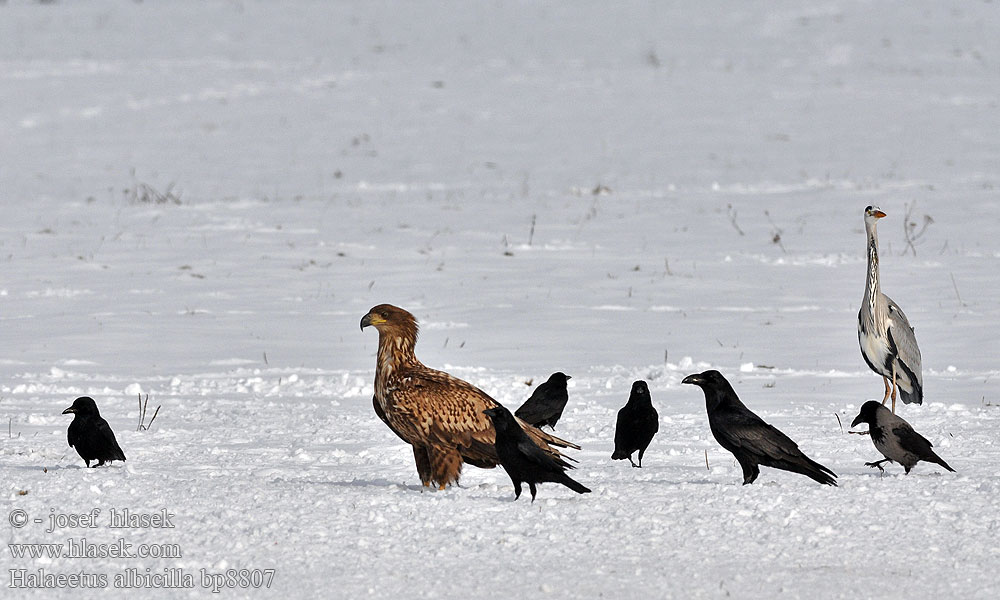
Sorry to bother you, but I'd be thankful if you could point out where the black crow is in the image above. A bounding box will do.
[682,370,837,486]
[515,372,571,429]
[483,404,590,501]
[62,397,127,468]
[612,380,659,468]
[851,400,955,474]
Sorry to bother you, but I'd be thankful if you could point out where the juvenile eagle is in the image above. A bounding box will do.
[361,304,580,489]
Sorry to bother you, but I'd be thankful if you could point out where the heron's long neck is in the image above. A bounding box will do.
[863,224,886,327]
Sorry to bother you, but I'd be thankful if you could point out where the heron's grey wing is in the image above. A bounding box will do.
[883,293,922,383]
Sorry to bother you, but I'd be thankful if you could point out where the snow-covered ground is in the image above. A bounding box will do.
[2,1,999,598]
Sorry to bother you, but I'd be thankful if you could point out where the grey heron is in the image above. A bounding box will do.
[858,206,923,413]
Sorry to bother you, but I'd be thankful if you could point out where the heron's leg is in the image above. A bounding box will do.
[880,376,891,405]
[890,362,898,413]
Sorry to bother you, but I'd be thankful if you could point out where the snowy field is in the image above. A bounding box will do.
[2,1,1000,598]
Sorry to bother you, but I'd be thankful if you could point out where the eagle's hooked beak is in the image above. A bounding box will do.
[360,313,386,331]
[62,406,76,415]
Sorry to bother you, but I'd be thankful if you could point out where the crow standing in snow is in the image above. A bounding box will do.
[851,400,955,474]
[612,380,659,468]
[483,404,590,501]
[515,372,571,429]
[682,370,837,486]
[62,396,127,468]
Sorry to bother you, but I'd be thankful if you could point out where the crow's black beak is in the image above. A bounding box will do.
[681,374,702,385]
[62,406,76,415]
[851,413,864,428]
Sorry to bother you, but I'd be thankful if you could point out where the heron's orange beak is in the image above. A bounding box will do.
[873,210,886,219]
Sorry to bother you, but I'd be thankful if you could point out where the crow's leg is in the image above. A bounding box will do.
[865,459,890,475]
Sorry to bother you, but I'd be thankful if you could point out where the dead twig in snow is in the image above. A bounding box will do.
[726,204,745,236]
[137,393,162,432]
[901,201,934,256]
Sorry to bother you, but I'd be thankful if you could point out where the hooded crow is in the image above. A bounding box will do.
[851,400,954,474]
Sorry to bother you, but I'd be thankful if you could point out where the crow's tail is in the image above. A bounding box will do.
[928,452,955,473]
[559,473,591,495]
[777,455,838,486]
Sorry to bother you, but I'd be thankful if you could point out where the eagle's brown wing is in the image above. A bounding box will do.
[372,395,406,442]
[384,367,578,467]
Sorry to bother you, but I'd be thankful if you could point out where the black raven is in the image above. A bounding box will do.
[682,370,837,486]
[62,396,127,468]
[483,404,590,501]
[612,380,659,468]
[515,372,571,429]
[851,400,955,474]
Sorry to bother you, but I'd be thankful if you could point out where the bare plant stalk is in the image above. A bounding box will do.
[727,204,745,236]
[137,393,161,432]
[704,449,710,470]
[901,201,934,256]
[137,394,145,432]
[950,273,963,305]
[145,406,161,431]
[835,413,844,433]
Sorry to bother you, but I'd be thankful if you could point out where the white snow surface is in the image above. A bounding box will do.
[2,1,1000,598]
